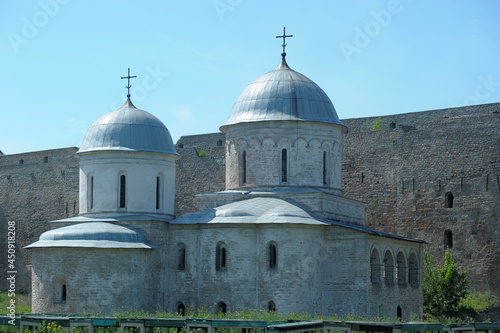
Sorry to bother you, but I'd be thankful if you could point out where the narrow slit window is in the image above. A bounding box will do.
[119,174,126,208]
[444,229,453,249]
[242,150,247,184]
[323,151,327,185]
[216,243,227,271]
[61,284,67,302]
[156,176,161,210]
[178,245,186,270]
[281,149,288,183]
[269,243,277,268]
[89,175,94,210]
[445,192,454,208]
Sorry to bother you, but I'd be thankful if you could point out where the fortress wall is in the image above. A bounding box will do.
[174,133,226,216]
[0,148,80,293]
[341,103,500,296]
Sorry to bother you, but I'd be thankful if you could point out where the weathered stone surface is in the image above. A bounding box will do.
[174,133,226,215]
[341,103,500,297]
[0,148,79,293]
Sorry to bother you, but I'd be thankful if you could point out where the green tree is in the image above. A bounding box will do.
[423,249,469,318]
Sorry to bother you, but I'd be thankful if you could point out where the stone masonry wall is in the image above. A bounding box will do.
[174,133,226,216]
[341,103,500,297]
[0,148,80,294]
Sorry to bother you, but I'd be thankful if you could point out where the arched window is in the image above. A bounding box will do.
[268,301,276,312]
[444,229,453,249]
[370,249,381,284]
[156,175,162,210]
[445,192,454,208]
[323,151,328,185]
[281,149,288,183]
[408,253,419,288]
[119,174,126,208]
[384,250,394,286]
[269,242,277,269]
[217,301,227,314]
[177,302,185,316]
[87,174,94,210]
[396,252,407,286]
[397,305,402,319]
[61,284,67,302]
[216,242,227,271]
[178,244,186,270]
[242,150,247,184]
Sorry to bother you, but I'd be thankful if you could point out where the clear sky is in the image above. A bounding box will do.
[1,0,499,155]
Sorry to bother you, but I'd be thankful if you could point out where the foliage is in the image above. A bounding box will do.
[423,249,470,318]
[198,149,208,157]
[459,291,499,314]
[372,117,382,131]
[0,292,31,314]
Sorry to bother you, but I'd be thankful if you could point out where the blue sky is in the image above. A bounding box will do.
[1,0,499,155]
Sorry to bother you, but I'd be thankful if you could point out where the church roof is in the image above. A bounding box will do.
[77,99,178,155]
[172,197,424,243]
[173,197,324,225]
[25,222,157,249]
[221,56,346,130]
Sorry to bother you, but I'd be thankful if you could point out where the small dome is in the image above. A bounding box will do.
[221,57,345,130]
[78,99,178,155]
[25,222,156,249]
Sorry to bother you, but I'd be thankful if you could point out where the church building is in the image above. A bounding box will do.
[27,36,424,319]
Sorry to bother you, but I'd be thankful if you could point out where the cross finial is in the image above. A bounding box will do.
[276,27,293,56]
[121,68,137,99]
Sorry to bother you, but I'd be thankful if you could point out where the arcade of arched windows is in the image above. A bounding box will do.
[370,245,419,288]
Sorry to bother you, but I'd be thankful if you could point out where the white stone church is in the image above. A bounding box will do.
[27,49,424,319]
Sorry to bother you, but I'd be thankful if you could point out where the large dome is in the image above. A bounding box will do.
[221,56,345,130]
[78,99,178,155]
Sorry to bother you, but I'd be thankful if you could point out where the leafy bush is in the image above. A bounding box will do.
[459,292,499,315]
[423,249,469,318]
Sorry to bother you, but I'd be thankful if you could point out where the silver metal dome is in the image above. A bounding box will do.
[221,56,345,130]
[78,99,178,155]
[25,222,156,249]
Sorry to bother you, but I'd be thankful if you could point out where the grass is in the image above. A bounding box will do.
[458,291,500,317]
[0,291,32,315]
